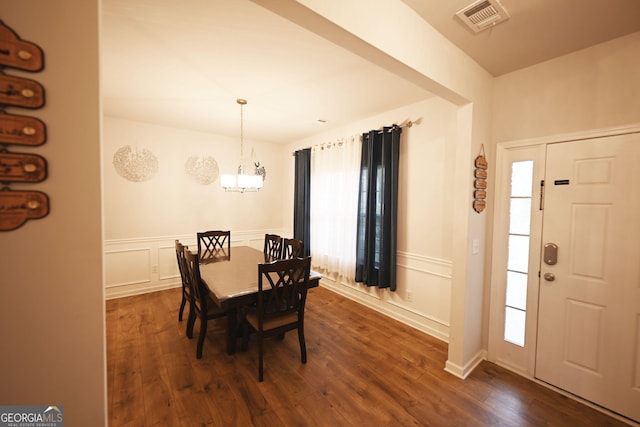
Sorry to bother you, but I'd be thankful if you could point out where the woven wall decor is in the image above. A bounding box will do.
[185,155,219,185]
[112,145,158,182]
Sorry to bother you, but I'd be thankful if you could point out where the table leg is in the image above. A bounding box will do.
[226,307,238,354]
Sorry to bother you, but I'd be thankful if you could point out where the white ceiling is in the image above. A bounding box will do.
[101,0,640,144]
[403,0,640,76]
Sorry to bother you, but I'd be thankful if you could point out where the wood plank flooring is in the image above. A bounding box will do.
[107,286,630,426]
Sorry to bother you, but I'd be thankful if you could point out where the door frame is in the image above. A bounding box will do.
[487,123,640,378]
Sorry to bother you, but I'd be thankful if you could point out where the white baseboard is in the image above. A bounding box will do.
[319,279,449,344]
[444,349,487,379]
[105,281,180,300]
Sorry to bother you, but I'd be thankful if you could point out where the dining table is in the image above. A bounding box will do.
[199,245,321,354]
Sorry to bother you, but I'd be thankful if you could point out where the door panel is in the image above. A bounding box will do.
[536,133,640,422]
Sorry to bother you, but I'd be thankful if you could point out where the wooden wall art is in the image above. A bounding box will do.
[0,20,48,231]
[473,145,488,213]
[0,23,44,72]
[0,188,49,231]
[0,152,47,182]
[0,113,47,146]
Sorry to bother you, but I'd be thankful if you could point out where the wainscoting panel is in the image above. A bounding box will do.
[105,248,151,287]
[320,251,452,342]
[159,244,179,281]
[104,229,287,299]
[104,236,451,344]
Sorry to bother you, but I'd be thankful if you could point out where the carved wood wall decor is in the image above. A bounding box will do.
[0,151,47,182]
[0,188,49,231]
[473,145,488,213]
[0,74,45,109]
[0,21,47,231]
[0,23,44,72]
[0,113,46,146]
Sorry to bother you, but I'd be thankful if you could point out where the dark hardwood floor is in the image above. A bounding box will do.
[107,286,630,426]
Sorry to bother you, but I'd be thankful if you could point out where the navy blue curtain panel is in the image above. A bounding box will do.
[293,148,311,257]
[355,125,401,291]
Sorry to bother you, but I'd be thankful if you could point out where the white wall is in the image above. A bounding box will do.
[284,98,458,340]
[0,2,105,425]
[493,32,640,142]
[103,117,286,240]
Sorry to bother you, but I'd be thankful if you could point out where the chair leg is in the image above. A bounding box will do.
[196,316,207,359]
[298,326,307,364]
[258,334,264,382]
[186,306,196,339]
[178,294,187,321]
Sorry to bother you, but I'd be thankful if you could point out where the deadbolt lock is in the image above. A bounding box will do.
[544,243,558,265]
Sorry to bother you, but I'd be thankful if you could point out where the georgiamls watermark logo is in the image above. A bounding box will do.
[0,405,64,426]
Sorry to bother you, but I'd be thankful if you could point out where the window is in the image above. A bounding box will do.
[504,160,533,347]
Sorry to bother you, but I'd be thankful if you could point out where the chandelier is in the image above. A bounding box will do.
[220,98,264,192]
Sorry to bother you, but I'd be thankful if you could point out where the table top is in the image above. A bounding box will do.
[199,246,321,307]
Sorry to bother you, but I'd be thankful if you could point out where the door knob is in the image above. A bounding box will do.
[544,273,555,282]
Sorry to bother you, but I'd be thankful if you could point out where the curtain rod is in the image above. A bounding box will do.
[292,119,417,156]
[292,134,360,156]
[376,119,415,132]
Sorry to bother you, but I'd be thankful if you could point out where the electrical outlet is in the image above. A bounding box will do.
[151,265,158,274]
[407,291,413,302]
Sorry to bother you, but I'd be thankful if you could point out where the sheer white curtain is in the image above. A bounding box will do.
[310,135,361,279]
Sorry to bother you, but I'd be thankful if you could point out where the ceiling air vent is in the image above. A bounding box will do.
[455,0,510,33]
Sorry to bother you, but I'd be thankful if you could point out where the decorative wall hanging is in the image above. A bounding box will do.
[0,23,44,72]
[0,151,47,182]
[0,74,45,109]
[0,113,47,146]
[473,144,488,213]
[185,155,219,185]
[112,145,159,182]
[0,20,48,231]
[0,187,49,231]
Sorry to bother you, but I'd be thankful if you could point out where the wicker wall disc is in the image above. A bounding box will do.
[185,155,219,185]
[112,145,158,182]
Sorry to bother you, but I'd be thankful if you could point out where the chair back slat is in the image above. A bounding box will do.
[175,240,190,289]
[258,257,311,324]
[197,230,231,263]
[263,233,282,261]
[282,238,304,259]
[175,240,192,322]
[184,249,208,310]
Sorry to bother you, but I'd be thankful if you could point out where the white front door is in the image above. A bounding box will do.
[535,133,640,422]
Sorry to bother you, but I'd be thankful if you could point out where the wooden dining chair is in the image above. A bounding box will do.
[183,249,228,359]
[197,230,231,263]
[241,256,311,381]
[263,233,282,261]
[175,240,192,326]
[281,238,304,259]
